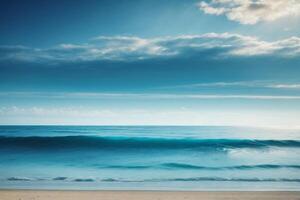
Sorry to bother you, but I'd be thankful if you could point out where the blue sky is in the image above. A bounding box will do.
[0,0,300,127]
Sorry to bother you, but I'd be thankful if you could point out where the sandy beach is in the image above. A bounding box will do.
[1,190,300,200]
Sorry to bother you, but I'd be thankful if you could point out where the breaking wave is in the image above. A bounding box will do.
[1,136,300,151]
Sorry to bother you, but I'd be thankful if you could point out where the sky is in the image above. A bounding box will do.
[0,0,300,127]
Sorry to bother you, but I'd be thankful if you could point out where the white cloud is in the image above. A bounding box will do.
[0,33,300,62]
[198,0,300,24]
[1,92,300,100]
[268,84,300,89]
[1,106,300,128]
[170,81,300,90]
[177,81,264,88]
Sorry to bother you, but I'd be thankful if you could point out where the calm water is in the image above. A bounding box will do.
[0,126,300,190]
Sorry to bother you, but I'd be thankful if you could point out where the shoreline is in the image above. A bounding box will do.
[1,190,300,200]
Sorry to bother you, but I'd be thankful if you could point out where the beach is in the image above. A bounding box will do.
[1,190,300,200]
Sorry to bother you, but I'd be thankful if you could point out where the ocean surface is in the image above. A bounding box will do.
[0,126,300,191]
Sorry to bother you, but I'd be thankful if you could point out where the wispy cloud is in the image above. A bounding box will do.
[1,92,300,100]
[268,84,300,89]
[198,0,300,25]
[0,33,300,63]
[168,81,300,90]
[1,106,300,128]
[171,81,264,88]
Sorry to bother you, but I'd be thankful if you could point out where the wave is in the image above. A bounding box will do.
[150,177,300,182]
[6,176,300,183]
[7,177,33,181]
[161,163,300,170]
[94,163,300,170]
[1,136,300,151]
[73,178,95,182]
[53,177,68,181]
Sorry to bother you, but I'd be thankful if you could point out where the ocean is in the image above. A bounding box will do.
[0,126,300,191]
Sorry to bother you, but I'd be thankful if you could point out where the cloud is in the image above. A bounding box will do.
[1,92,300,100]
[268,84,300,89]
[0,33,300,63]
[170,81,300,90]
[1,106,300,128]
[171,81,264,88]
[198,0,300,24]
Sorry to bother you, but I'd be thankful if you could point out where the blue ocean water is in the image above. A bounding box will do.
[0,126,300,190]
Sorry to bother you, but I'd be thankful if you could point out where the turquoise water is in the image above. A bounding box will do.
[0,126,300,190]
